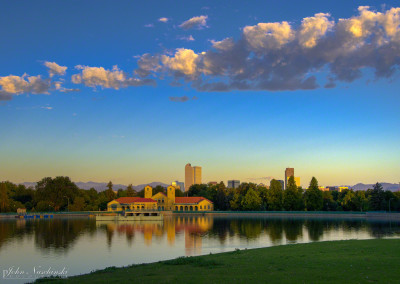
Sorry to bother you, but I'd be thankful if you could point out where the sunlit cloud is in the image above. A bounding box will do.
[44,61,67,77]
[3,5,400,99]
[0,74,51,101]
[151,6,400,92]
[179,15,208,30]
[71,65,156,89]
[158,17,169,23]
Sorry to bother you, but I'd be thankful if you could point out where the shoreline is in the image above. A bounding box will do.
[34,238,400,283]
[1,211,400,220]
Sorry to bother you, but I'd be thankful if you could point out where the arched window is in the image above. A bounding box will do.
[195,206,198,211]
[189,206,193,211]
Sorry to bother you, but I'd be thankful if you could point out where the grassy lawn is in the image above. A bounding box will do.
[37,239,400,284]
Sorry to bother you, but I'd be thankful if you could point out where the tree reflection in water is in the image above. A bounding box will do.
[0,216,399,255]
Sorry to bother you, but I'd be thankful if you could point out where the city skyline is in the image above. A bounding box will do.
[1,0,399,186]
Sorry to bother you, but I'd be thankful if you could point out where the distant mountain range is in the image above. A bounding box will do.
[16,181,400,192]
[20,181,170,192]
[349,183,399,192]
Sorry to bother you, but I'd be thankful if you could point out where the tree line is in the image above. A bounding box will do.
[0,176,399,212]
[0,177,184,212]
[187,177,400,212]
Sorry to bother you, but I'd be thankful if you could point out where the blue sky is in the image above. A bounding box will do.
[1,0,399,186]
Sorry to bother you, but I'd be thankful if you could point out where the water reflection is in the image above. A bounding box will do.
[0,216,399,255]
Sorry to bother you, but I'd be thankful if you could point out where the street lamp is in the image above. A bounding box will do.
[64,196,70,212]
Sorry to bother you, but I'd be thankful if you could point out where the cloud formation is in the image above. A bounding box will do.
[0,74,51,100]
[179,15,208,30]
[158,17,169,23]
[71,65,156,89]
[161,48,199,77]
[44,61,67,77]
[3,6,400,100]
[151,6,400,92]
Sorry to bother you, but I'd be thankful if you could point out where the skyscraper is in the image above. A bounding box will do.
[284,168,294,189]
[193,166,202,184]
[185,163,202,191]
[185,163,194,192]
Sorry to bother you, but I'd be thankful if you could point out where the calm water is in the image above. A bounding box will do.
[0,216,399,283]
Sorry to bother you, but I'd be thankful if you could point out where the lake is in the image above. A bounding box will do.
[0,215,399,283]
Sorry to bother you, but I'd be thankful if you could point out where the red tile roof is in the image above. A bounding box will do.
[115,197,156,204]
[175,197,213,204]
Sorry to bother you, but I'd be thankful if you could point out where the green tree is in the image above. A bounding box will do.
[70,196,85,211]
[283,176,302,210]
[369,182,385,211]
[267,179,283,211]
[215,187,228,210]
[0,182,10,212]
[117,188,126,198]
[354,190,367,211]
[230,191,241,210]
[304,177,323,211]
[153,185,166,195]
[126,184,136,197]
[341,190,356,211]
[105,181,116,202]
[322,191,337,211]
[241,188,262,210]
[35,177,79,211]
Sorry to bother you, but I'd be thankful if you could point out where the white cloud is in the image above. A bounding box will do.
[71,65,155,89]
[243,21,294,52]
[44,61,67,77]
[179,15,208,30]
[0,74,51,100]
[161,48,199,76]
[298,13,334,48]
[153,6,400,92]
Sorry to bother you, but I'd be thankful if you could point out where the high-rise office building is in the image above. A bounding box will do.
[185,163,202,191]
[193,166,202,184]
[284,168,294,189]
[227,180,240,189]
[185,163,194,192]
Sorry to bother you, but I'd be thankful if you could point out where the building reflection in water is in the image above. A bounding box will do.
[97,216,213,255]
[0,217,399,256]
